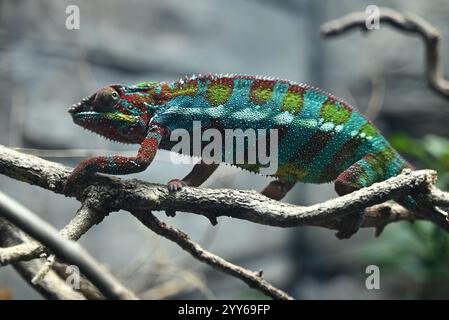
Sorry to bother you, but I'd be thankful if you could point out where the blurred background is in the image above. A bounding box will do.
[0,0,448,299]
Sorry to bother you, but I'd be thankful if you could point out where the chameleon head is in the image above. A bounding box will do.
[68,86,151,143]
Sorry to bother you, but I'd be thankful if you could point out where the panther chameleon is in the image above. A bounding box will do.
[66,74,413,238]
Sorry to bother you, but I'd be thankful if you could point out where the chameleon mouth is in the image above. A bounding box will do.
[70,111,103,131]
[73,111,101,117]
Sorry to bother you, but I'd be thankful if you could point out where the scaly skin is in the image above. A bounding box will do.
[67,74,412,237]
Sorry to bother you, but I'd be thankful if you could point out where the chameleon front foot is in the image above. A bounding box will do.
[167,179,187,192]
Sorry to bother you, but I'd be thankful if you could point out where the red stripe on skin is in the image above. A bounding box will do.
[70,156,109,178]
[249,80,276,105]
[286,84,306,94]
[137,137,159,162]
[135,126,167,163]
[112,155,131,166]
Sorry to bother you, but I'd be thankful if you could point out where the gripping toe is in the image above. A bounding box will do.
[167,179,187,192]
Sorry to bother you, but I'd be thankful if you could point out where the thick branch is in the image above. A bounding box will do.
[320,7,449,98]
[1,145,446,233]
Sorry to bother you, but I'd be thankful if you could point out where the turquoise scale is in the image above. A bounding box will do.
[277,89,328,166]
[357,158,376,187]
[148,75,409,185]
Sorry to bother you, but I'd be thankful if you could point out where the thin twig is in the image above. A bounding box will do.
[51,260,106,300]
[32,254,55,285]
[320,7,449,98]
[365,72,386,120]
[138,270,215,300]
[132,210,293,300]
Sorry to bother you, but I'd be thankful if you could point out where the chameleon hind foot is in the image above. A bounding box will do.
[334,211,364,239]
[333,156,380,239]
[166,160,219,192]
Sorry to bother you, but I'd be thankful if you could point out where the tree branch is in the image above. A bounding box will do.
[0,203,104,265]
[0,145,293,299]
[0,218,86,300]
[320,7,449,98]
[132,210,293,300]
[0,192,136,300]
[51,260,106,300]
[2,144,447,232]
[0,144,448,299]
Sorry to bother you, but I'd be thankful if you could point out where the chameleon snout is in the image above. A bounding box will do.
[68,95,94,115]
[68,103,81,115]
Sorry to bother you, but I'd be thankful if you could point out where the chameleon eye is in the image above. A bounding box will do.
[93,90,120,112]
[111,91,119,100]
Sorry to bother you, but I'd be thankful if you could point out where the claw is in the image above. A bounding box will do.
[165,209,177,217]
[167,179,187,192]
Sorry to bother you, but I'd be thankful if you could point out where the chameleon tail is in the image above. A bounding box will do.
[395,195,418,211]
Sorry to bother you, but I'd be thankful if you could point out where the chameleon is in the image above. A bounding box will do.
[67,74,412,238]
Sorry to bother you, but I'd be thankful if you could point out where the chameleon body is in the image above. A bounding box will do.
[67,74,412,236]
